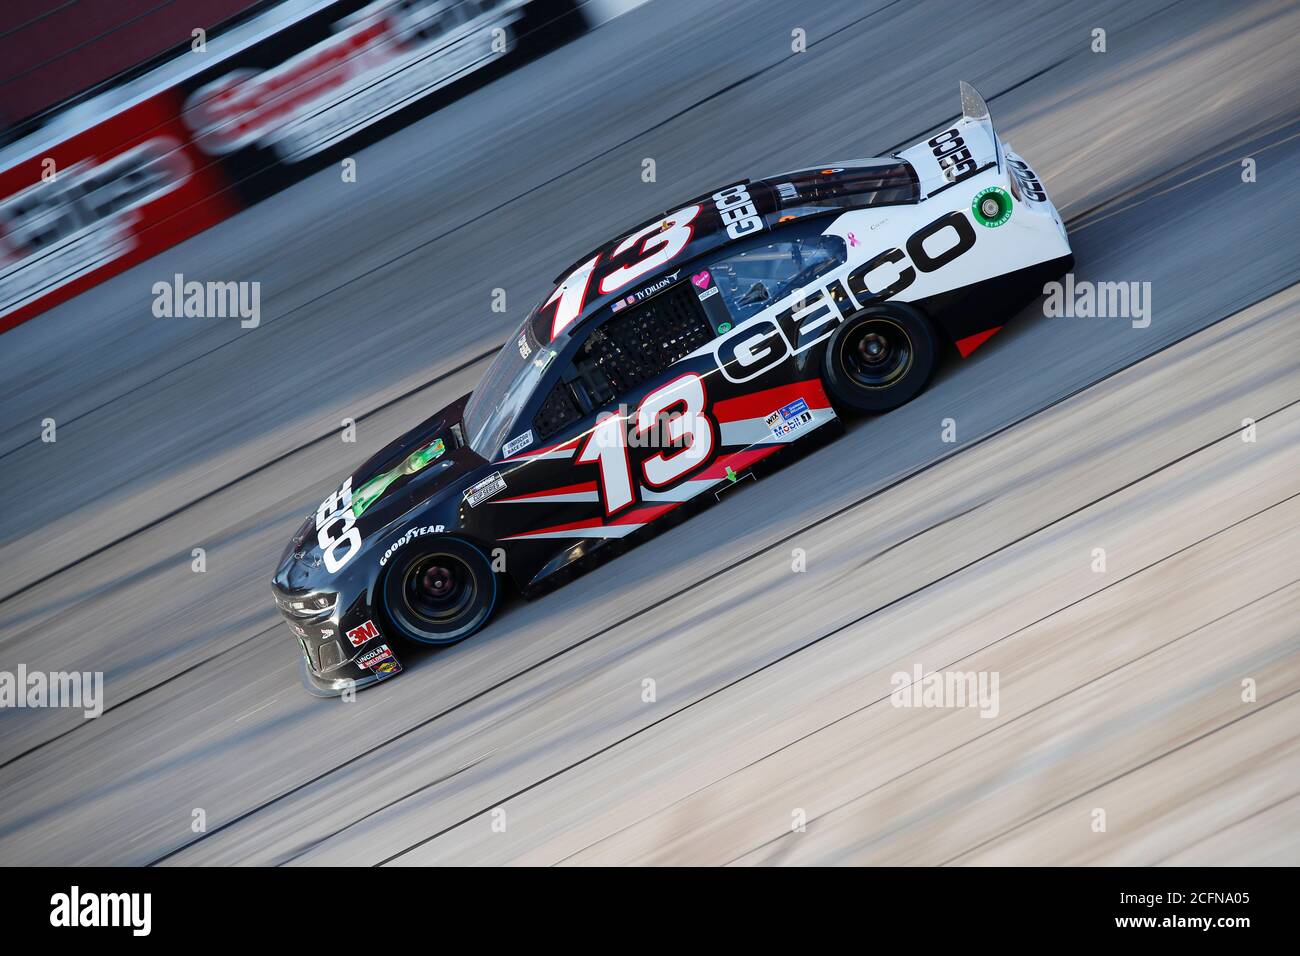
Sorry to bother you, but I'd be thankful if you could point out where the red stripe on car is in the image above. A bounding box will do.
[955,326,1002,358]
[711,379,831,423]
[493,481,598,502]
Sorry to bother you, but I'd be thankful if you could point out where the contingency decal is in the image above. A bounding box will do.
[351,437,446,518]
[464,472,507,507]
[713,380,834,448]
[345,619,380,648]
[765,398,814,439]
[502,430,534,458]
[971,186,1013,227]
[357,643,401,677]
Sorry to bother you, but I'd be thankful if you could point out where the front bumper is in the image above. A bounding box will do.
[273,588,404,696]
[300,653,401,697]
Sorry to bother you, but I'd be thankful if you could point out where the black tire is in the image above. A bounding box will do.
[821,303,938,413]
[381,537,498,646]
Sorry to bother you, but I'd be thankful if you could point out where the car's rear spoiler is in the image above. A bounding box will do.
[959,80,1003,172]
[897,81,1003,198]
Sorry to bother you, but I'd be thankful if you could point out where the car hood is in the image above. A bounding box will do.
[275,393,480,589]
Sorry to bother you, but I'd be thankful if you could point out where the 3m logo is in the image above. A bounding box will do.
[345,620,380,647]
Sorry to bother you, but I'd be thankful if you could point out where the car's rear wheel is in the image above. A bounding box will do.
[382,537,498,646]
[821,303,937,413]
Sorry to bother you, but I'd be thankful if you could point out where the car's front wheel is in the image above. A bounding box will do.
[821,303,937,413]
[382,537,498,646]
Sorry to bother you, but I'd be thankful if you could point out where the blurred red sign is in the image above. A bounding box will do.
[0,92,238,333]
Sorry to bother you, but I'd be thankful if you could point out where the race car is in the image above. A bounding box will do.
[273,82,1073,694]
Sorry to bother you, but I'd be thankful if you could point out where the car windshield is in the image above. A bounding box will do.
[463,317,556,458]
[710,234,846,323]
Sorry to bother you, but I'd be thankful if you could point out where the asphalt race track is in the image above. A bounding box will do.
[1,0,1298,865]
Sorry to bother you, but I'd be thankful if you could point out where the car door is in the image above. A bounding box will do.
[487,225,849,589]
[482,276,722,585]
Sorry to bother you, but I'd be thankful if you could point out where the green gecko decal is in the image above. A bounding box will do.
[351,438,445,518]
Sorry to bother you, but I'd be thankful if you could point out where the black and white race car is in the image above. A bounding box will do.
[273,82,1072,694]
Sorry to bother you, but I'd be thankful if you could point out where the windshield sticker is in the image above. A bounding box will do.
[503,429,534,458]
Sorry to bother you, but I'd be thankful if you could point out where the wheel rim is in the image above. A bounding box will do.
[839,318,913,389]
[402,553,477,625]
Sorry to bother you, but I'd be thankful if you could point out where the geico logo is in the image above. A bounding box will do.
[928,128,978,183]
[715,210,976,382]
[712,184,763,240]
[847,210,975,302]
[716,316,794,383]
[1009,158,1047,202]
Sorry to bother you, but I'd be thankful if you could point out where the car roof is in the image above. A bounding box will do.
[531,159,919,345]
